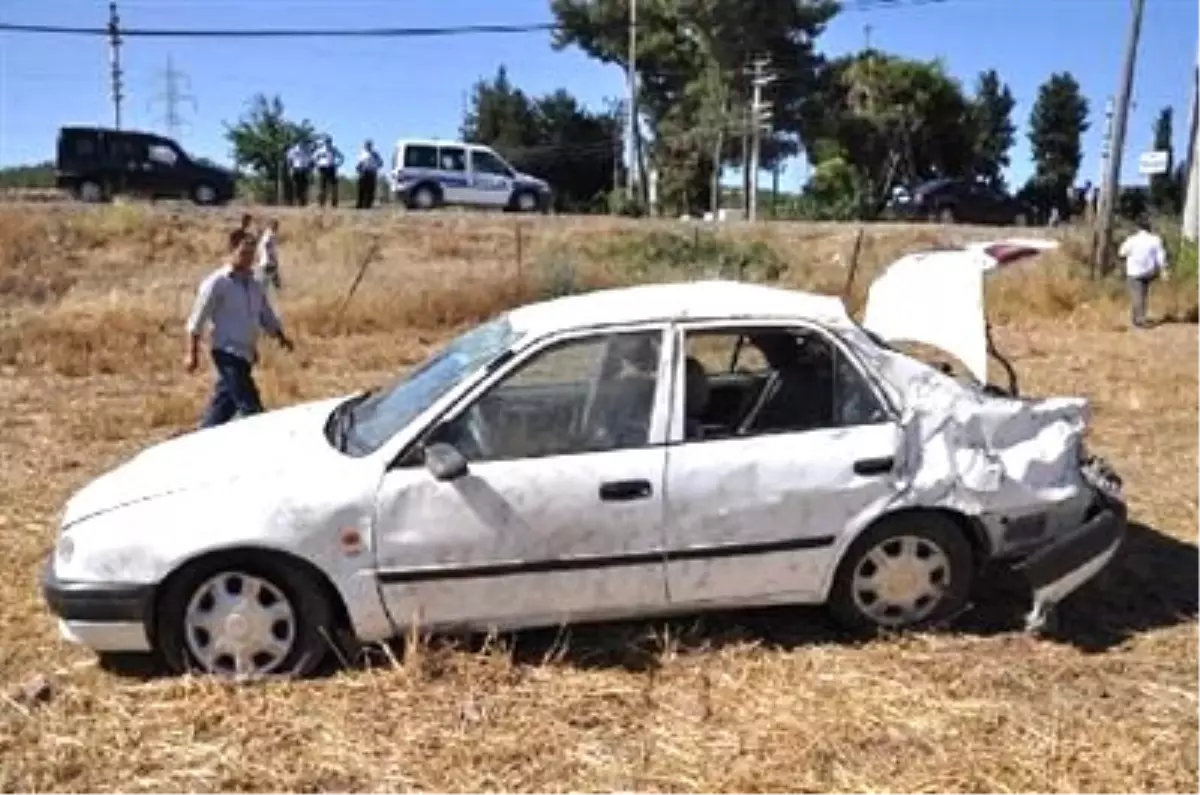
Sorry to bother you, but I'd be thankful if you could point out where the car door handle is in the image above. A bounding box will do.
[599,479,653,502]
[853,456,894,476]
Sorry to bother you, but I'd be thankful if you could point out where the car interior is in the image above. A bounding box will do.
[431,326,888,463]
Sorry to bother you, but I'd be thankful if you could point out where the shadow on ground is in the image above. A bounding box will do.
[98,519,1197,682]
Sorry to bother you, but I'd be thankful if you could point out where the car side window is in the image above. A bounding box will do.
[403,145,438,169]
[472,150,513,177]
[681,327,887,441]
[437,330,662,462]
[438,146,467,173]
[148,143,179,167]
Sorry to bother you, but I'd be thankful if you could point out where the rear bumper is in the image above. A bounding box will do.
[42,560,154,652]
[1010,496,1127,626]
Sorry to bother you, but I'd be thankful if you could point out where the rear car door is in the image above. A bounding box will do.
[371,325,674,630]
[434,145,472,205]
[661,321,903,608]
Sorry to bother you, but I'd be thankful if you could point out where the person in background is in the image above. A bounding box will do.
[1118,215,1169,329]
[356,139,384,210]
[186,228,293,428]
[286,140,313,206]
[313,134,344,208]
[230,213,254,250]
[255,218,282,293]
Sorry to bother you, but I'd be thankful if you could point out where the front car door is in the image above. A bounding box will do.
[661,320,904,608]
[468,147,516,208]
[371,324,674,632]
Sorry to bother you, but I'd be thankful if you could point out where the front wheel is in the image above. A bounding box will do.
[155,555,336,679]
[514,190,540,213]
[828,512,973,634]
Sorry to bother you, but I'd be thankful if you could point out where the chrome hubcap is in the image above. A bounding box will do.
[851,535,950,627]
[184,572,296,678]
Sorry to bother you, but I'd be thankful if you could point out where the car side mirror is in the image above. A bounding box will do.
[424,442,468,481]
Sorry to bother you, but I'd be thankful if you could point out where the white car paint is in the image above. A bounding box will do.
[862,238,1059,383]
[44,267,1123,665]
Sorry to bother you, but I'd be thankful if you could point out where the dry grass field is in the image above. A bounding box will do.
[0,204,1196,792]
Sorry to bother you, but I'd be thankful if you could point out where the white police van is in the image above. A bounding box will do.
[390,139,552,213]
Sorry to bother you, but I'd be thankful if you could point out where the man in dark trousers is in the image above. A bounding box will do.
[356,139,384,209]
[186,228,294,428]
[286,140,313,206]
[312,134,344,207]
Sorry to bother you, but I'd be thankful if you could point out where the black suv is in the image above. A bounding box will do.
[887,178,1034,226]
[55,126,237,205]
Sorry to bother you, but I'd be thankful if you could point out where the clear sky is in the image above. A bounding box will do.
[1,0,1196,192]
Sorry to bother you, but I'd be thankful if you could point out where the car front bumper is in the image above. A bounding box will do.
[42,560,154,652]
[1010,492,1127,630]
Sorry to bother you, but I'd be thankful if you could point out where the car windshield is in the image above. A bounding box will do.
[330,316,522,457]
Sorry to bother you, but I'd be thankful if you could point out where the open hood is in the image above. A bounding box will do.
[860,238,1059,385]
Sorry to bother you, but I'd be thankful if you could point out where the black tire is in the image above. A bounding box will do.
[513,189,540,213]
[76,179,106,203]
[408,183,440,210]
[938,206,956,224]
[154,553,336,679]
[827,512,974,634]
[191,182,219,206]
[1013,212,1029,227]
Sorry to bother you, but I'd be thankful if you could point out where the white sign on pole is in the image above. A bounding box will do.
[1138,150,1170,176]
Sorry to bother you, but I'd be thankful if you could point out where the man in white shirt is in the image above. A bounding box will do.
[1118,216,1169,328]
[286,141,313,206]
[186,229,293,428]
[255,218,281,293]
[312,134,344,208]
[356,139,384,210]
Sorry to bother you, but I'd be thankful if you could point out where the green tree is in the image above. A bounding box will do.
[0,161,54,189]
[969,69,1016,189]
[1027,72,1089,214]
[803,51,975,217]
[1149,106,1181,214]
[549,0,838,215]
[224,94,315,204]
[461,67,622,212]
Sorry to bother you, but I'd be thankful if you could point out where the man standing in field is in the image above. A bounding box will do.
[313,134,344,208]
[286,140,313,206]
[1118,216,1169,329]
[186,228,294,428]
[356,139,383,210]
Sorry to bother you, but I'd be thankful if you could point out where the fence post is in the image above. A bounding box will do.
[515,222,524,288]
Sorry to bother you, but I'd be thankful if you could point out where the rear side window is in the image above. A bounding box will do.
[403,144,437,169]
[437,147,466,172]
[70,135,98,159]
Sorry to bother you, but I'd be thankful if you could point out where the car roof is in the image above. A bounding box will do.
[507,280,853,337]
[396,139,483,150]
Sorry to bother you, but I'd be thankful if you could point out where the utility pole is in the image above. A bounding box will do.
[1184,47,1199,243]
[748,56,774,222]
[107,1,123,129]
[1092,0,1146,277]
[625,0,639,202]
[151,56,196,139]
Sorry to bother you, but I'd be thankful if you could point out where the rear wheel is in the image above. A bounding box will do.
[77,180,105,203]
[1013,212,1029,227]
[409,183,439,210]
[828,512,973,634]
[155,555,336,680]
[937,206,956,224]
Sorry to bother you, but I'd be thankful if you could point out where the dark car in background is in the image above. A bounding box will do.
[887,178,1034,226]
[55,126,237,206]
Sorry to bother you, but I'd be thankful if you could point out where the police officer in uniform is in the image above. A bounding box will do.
[312,134,344,207]
[356,140,384,210]
[286,140,313,206]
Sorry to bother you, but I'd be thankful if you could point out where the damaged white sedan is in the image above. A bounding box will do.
[43,240,1126,679]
